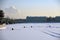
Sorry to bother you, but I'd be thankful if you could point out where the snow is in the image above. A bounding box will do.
[0,23,60,40]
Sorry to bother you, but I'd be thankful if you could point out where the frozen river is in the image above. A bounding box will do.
[0,23,60,40]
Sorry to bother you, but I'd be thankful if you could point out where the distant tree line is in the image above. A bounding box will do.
[0,10,60,25]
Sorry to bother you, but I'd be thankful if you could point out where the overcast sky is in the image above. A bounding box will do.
[0,0,60,19]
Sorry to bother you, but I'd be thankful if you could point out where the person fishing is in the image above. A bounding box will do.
[31,26,32,28]
[24,26,25,28]
[12,28,14,30]
[49,25,51,28]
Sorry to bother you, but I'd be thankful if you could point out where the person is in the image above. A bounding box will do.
[12,28,14,30]
[31,26,32,28]
[49,25,51,28]
[24,26,25,28]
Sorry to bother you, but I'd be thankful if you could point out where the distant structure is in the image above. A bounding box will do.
[55,16,60,22]
[14,16,60,23]
[26,16,47,23]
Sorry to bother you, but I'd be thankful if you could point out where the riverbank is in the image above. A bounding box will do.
[0,24,6,29]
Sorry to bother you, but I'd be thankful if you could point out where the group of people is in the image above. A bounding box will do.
[11,25,52,30]
[11,26,33,30]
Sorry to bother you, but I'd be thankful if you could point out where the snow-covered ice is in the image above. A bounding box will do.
[0,23,60,40]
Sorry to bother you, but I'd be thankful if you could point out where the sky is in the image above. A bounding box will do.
[0,0,60,19]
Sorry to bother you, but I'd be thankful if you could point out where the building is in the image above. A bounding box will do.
[55,16,60,22]
[26,16,47,23]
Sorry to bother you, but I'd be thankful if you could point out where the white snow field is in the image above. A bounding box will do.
[0,23,60,40]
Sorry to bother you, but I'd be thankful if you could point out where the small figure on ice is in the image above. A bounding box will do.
[24,26,25,28]
[31,26,32,28]
[49,25,51,28]
[12,28,14,30]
